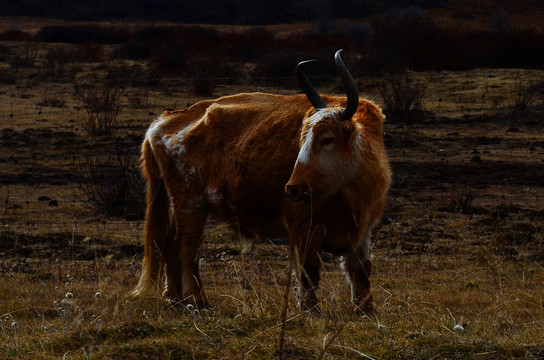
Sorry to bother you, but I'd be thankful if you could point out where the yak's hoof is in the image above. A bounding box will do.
[161,297,209,312]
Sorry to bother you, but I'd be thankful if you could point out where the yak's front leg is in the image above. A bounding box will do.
[290,242,322,314]
[344,235,373,313]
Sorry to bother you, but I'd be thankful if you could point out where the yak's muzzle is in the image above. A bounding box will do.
[285,183,311,204]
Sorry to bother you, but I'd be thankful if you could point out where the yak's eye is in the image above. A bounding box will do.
[319,135,335,151]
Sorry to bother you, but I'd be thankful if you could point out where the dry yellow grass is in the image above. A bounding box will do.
[1,238,543,358]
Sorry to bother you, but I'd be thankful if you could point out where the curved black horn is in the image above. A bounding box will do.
[296,59,327,110]
[335,50,359,120]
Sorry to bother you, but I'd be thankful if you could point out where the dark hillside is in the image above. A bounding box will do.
[0,0,447,23]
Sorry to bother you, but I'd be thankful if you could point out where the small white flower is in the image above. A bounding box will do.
[58,307,67,321]
[94,292,101,299]
[10,321,18,328]
[61,299,69,305]
[65,292,73,299]
[453,324,465,332]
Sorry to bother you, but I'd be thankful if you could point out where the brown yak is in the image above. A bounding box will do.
[132,50,391,313]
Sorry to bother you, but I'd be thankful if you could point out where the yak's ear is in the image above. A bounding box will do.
[356,101,385,138]
[341,121,355,155]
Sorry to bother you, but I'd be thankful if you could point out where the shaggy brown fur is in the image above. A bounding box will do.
[132,92,391,313]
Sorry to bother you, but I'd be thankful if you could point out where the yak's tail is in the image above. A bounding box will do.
[132,139,173,297]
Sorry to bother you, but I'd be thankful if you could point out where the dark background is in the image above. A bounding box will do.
[1,1,544,75]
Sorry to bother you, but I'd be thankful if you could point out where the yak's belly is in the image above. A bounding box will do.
[207,191,288,240]
[210,211,287,240]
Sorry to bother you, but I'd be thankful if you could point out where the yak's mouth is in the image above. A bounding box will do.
[285,184,312,204]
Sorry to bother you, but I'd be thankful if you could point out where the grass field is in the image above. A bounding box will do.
[1,25,544,358]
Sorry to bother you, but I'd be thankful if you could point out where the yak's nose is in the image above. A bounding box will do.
[285,183,311,204]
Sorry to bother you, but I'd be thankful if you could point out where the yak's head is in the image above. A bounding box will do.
[285,50,373,204]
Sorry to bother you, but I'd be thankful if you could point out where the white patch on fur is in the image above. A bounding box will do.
[176,162,195,181]
[295,110,326,165]
[164,123,194,156]
[296,128,313,165]
[146,114,196,157]
[359,212,372,260]
[354,123,365,151]
[146,115,169,146]
[361,235,371,260]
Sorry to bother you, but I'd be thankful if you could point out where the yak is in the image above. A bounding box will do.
[132,50,391,313]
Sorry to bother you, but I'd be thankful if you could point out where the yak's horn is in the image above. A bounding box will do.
[296,59,327,110]
[335,50,359,120]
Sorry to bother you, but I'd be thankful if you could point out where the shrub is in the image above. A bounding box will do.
[378,73,426,124]
[344,23,374,42]
[0,44,9,62]
[490,8,511,32]
[35,25,130,44]
[112,40,151,60]
[440,185,477,214]
[0,30,31,41]
[186,56,236,96]
[147,35,187,76]
[77,84,121,135]
[221,27,274,61]
[146,26,221,78]
[509,75,543,120]
[191,76,215,97]
[8,41,38,69]
[251,53,300,87]
[124,27,182,57]
[106,63,144,88]
[38,93,67,108]
[73,43,104,63]
[368,18,544,73]
[78,147,144,219]
[43,47,73,79]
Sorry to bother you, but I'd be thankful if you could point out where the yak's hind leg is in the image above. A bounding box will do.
[169,199,208,308]
[344,234,373,313]
[158,176,209,308]
[162,227,182,301]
